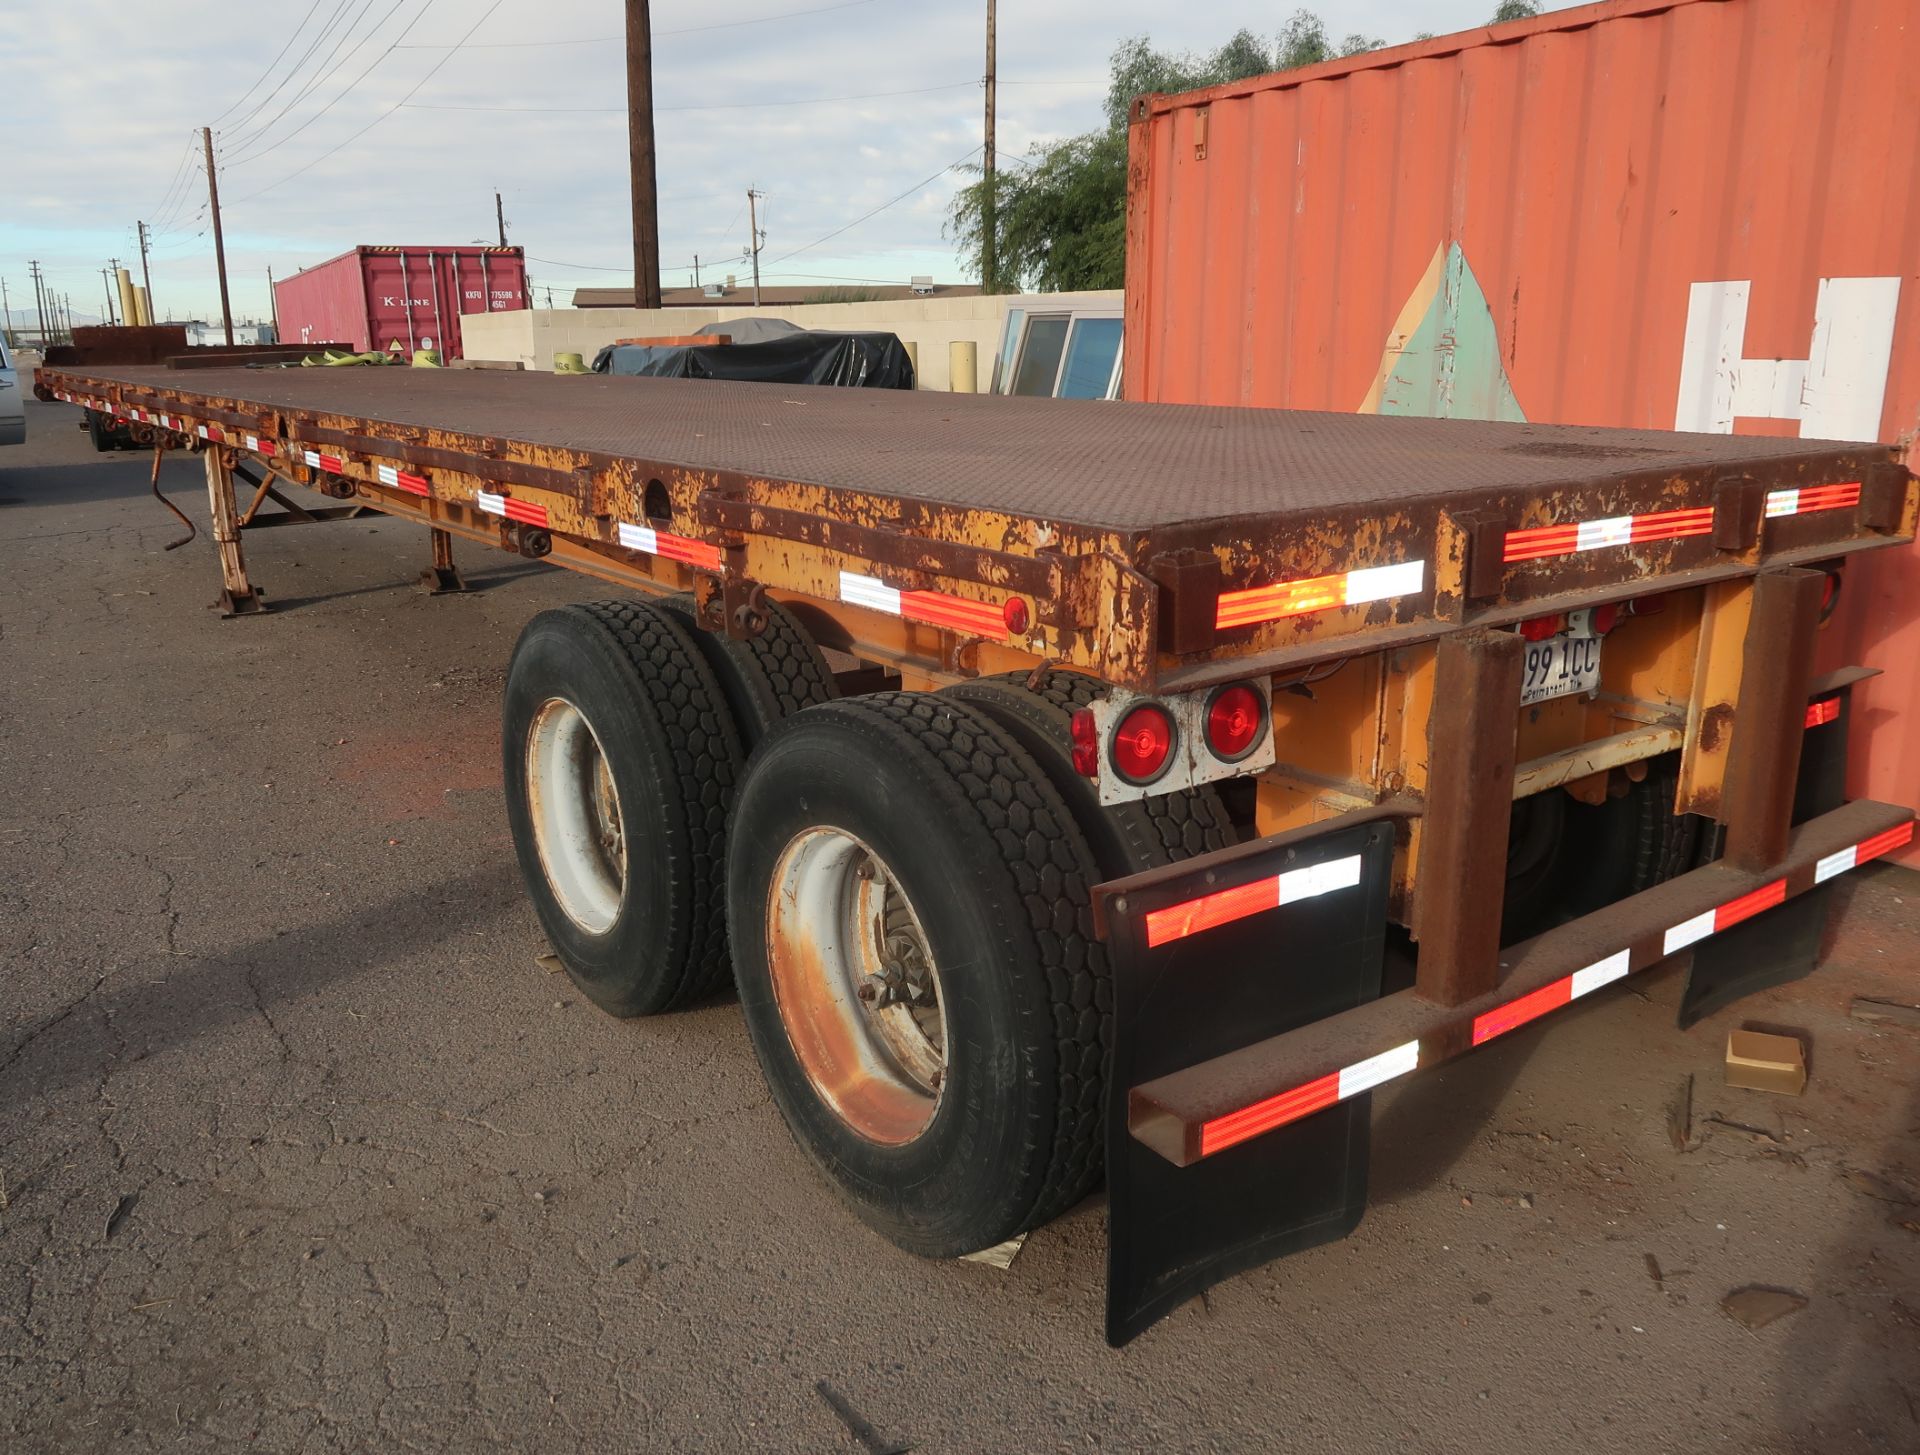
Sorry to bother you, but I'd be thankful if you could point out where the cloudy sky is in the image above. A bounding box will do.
[3,0,1558,327]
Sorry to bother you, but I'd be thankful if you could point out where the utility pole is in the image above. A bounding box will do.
[103,263,120,325]
[495,190,508,247]
[746,189,764,307]
[137,220,154,320]
[983,0,997,292]
[202,127,235,345]
[692,254,700,288]
[29,261,47,344]
[1,277,10,343]
[267,265,280,333]
[624,0,662,309]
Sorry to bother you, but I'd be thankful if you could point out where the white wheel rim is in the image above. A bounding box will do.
[765,828,948,1146]
[525,696,626,934]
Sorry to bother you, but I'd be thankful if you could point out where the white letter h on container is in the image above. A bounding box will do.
[1675,277,1899,440]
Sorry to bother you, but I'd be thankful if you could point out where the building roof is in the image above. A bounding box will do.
[570,283,986,308]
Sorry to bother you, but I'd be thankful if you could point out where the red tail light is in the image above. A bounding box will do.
[1003,597,1030,634]
[1110,703,1176,785]
[1518,613,1565,642]
[1590,602,1620,635]
[1070,708,1099,778]
[1204,683,1267,762]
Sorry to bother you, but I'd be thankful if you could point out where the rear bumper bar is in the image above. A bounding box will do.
[1124,797,1913,1168]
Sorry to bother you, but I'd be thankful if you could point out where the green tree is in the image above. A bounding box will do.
[951,15,1385,292]
[1491,1,1542,20]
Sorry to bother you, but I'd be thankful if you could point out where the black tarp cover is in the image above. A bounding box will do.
[592,329,915,389]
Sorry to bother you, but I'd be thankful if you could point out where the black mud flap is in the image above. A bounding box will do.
[1679,682,1851,1029]
[1102,818,1395,1346]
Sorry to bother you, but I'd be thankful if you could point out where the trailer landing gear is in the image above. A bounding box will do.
[419,528,468,594]
[203,448,266,617]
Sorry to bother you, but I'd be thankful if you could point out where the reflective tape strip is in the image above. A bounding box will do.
[617,520,723,569]
[376,464,430,496]
[1814,844,1857,883]
[1503,506,1716,563]
[1812,821,1904,879]
[1215,559,1425,631]
[839,571,1007,637]
[1805,696,1841,729]
[1184,815,1911,1158]
[840,571,903,615]
[302,449,321,468]
[1200,1039,1419,1156]
[477,491,550,528]
[1471,949,1632,1047]
[1142,853,1364,948]
[1855,820,1915,866]
[1661,878,1785,955]
[1569,948,1632,999]
[1766,482,1860,518]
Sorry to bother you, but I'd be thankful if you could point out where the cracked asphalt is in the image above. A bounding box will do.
[3,392,1918,1454]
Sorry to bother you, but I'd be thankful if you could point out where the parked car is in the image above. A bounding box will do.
[0,336,25,446]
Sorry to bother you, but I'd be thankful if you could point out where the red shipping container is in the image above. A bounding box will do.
[1124,0,1920,863]
[273,246,527,360]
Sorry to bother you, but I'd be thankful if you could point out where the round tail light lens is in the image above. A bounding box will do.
[1110,703,1176,785]
[1205,683,1267,761]
[1519,613,1565,642]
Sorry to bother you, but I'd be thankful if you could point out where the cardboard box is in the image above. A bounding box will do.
[1725,1030,1807,1096]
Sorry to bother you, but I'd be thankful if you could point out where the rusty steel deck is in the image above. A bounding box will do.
[37,364,1917,694]
[50,365,1898,533]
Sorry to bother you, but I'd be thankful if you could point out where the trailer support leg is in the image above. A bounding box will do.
[1414,627,1522,1009]
[420,528,468,594]
[204,448,266,617]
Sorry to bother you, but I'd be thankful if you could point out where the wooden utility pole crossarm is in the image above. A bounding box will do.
[625,0,662,310]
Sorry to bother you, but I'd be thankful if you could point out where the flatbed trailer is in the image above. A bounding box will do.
[35,362,1918,1342]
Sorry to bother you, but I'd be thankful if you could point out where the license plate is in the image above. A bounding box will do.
[1520,633,1602,706]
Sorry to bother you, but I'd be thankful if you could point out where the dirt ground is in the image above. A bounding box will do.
[2,394,1917,1454]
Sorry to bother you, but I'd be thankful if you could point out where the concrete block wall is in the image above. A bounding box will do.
[458,291,1121,392]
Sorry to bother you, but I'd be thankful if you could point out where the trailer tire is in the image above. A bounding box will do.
[727,693,1109,1256]
[502,600,746,1016]
[945,670,1236,877]
[656,594,838,748]
[1503,753,1699,942]
[86,410,115,452]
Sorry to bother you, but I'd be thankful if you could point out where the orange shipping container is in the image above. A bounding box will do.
[1124,0,1920,863]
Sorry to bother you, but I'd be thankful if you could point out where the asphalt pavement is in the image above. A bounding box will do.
[3,393,1917,1453]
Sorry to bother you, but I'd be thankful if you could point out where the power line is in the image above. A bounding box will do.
[147,135,200,228]
[229,0,507,206]
[401,80,979,114]
[224,0,427,168]
[222,0,388,159]
[525,254,696,274]
[766,145,980,265]
[219,0,362,144]
[396,0,887,47]
[208,0,331,127]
